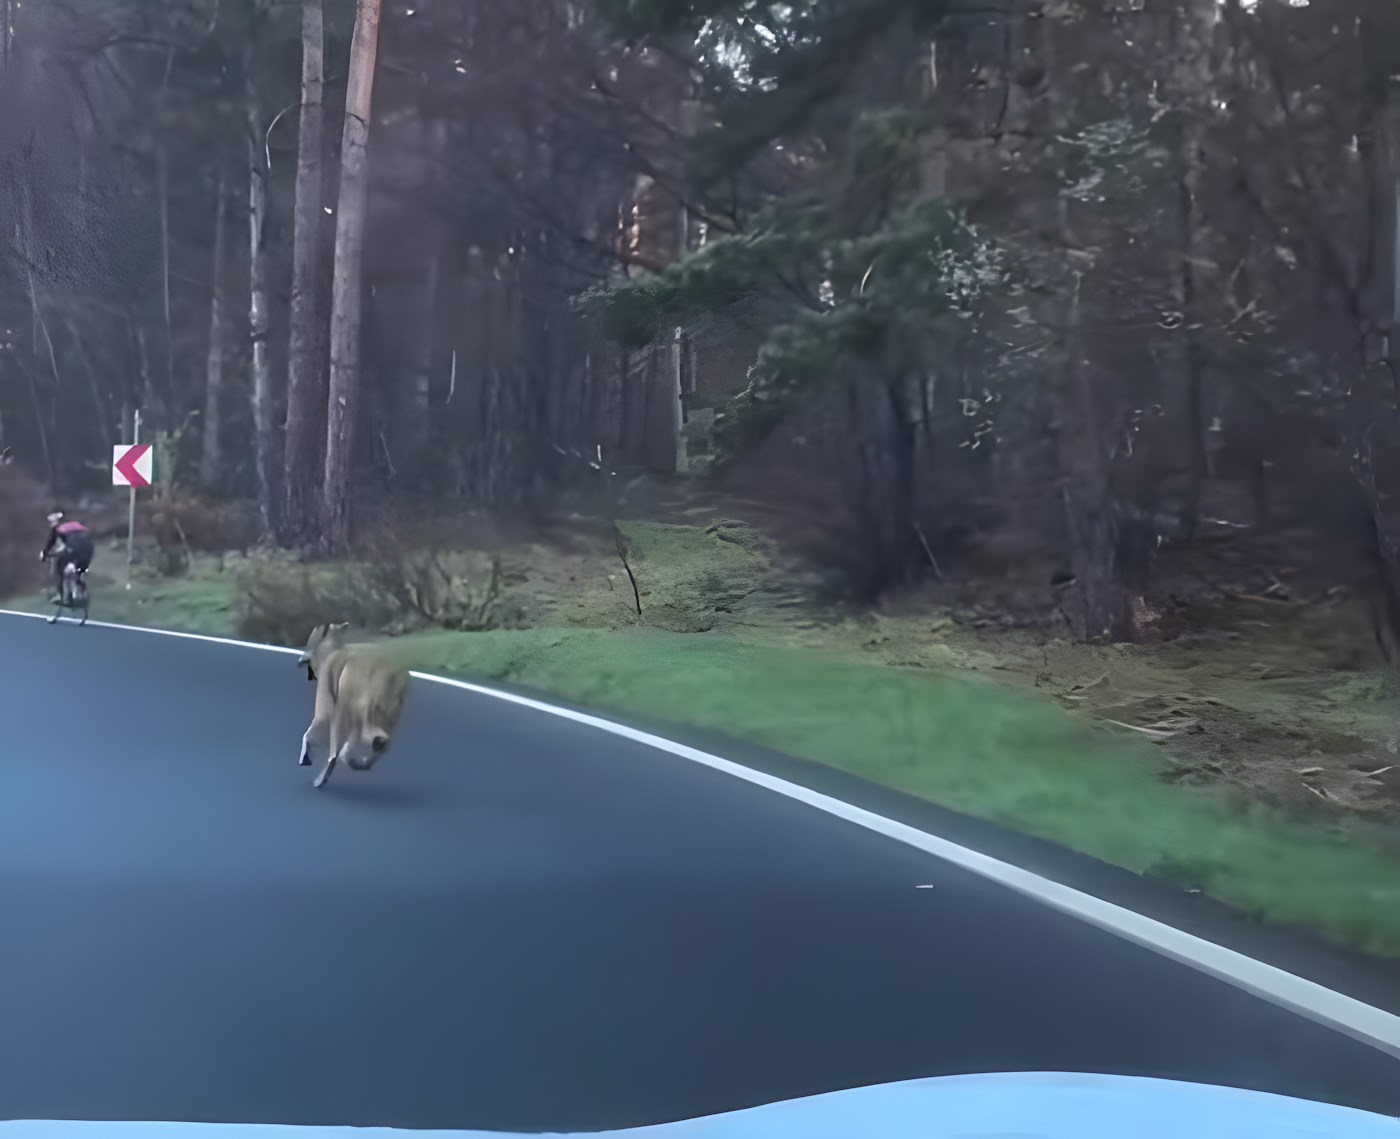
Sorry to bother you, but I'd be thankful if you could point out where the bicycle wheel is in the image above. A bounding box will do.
[45,570,61,623]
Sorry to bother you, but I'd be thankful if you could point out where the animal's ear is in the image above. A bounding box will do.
[298,624,324,666]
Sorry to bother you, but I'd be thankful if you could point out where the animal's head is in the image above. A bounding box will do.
[297,621,350,681]
[341,728,393,771]
[340,668,408,771]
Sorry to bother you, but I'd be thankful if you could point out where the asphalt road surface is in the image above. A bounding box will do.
[3,612,1400,1132]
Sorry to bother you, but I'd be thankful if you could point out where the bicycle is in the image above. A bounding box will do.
[46,560,90,626]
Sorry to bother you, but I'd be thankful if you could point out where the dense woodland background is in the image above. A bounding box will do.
[2,0,1400,648]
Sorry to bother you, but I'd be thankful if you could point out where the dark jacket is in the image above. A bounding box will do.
[42,520,91,561]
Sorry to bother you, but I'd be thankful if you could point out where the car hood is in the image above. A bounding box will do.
[3,1072,1399,1139]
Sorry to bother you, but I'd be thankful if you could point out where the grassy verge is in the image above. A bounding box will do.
[13,543,1400,958]
[4,564,241,633]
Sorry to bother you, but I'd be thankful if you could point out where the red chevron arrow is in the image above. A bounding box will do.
[114,444,152,488]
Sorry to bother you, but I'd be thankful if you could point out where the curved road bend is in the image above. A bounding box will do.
[2,612,1400,1132]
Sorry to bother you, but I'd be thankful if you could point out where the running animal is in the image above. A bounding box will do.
[296,622,410,790]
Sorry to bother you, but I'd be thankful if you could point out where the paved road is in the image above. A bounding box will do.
[3,613,1400,1132]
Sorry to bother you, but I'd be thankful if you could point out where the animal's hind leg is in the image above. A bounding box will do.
[299,719,329,767]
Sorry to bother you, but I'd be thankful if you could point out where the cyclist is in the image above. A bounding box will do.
[40,511,94,603]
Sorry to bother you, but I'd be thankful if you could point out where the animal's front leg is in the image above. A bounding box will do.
[299,719,329,767]
[314,727,345,789]
[312,753,338,789]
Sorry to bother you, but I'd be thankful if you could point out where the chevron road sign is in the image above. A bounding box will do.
[112,443,153,488]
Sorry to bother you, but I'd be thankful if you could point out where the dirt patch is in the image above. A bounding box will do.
[923,588,1400,822]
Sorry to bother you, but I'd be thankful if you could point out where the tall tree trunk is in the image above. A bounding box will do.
[395,250,440,487]
[18,357,52,491]
[1167,0,1218,546]
[157,147,174,427]
[68,317,112,454]
[249,74,277,536]
[322,0,383,551]
[394,116,445,488]
[200,172,229,490]
[850,376,917,598]
[1390,75,1400,371]
[133,320,155,423]
[1362,75,1400,674]
[151,43,176,428]
[17,184,56,491]
[1054,269,1134,642]
[1041,7,1133,643]
[281,0,326,545]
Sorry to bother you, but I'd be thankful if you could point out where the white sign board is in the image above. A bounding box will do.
[112,443,153,488]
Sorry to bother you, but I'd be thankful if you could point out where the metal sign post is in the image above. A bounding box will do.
[112,418,153,591]
[126,410,140,589]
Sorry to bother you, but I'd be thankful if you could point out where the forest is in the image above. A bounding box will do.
[5,0,1400,954]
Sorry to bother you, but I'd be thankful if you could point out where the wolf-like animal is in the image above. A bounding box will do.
[296,622,410,790]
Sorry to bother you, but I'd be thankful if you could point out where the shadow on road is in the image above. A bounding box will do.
[316,779,448,811]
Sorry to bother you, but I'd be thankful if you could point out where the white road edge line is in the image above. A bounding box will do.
[5,607,1400,1061]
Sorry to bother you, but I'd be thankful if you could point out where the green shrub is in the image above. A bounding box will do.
[236,548,511,644]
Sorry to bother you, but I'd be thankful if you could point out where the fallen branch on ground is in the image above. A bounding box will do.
[913,523,942,580]
[1095,717,1178,742]
[614,524,642,618]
